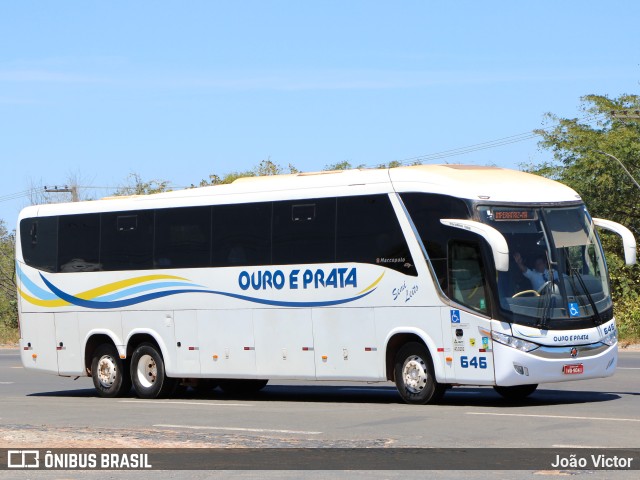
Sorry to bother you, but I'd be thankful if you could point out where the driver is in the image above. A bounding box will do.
[513,252,558,291]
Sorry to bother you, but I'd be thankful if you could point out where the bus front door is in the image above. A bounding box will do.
[446,308,494,384]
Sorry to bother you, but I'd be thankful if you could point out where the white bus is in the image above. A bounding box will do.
[15,165,636,404]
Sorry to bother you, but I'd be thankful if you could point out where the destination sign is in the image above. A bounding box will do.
[493,209,537,221]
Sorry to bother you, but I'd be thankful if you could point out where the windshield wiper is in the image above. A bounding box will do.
[569,267,603,326]
[536,282,556,329]
[537,294,554,329]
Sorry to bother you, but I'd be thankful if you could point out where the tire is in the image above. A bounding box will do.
[493,384,538,401]
[394,342,445,405]
[91,344,131,398]
[218,379,268,395]
[130,343,177,399]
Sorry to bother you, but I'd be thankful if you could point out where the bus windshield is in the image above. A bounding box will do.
[478,205,611,328]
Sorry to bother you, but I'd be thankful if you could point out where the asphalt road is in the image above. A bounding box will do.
[1,348,639,479]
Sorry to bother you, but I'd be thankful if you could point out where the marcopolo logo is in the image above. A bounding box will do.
[238,267,358,291]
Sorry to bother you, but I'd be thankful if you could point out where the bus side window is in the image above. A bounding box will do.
[337,195,416,275]
[400,193,470,291]
[272,198,336,265]
[155,206,211,268]
[58,213,101,272]
[448,240,489,314]
[101,211,154,271]
[212,202,272,267]
[20,217,58,273]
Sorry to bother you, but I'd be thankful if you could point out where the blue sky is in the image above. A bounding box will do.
[1,1,638,229]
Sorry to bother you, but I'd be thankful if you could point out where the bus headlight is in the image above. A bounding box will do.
[491,331,539,352]
[602,329,618,346]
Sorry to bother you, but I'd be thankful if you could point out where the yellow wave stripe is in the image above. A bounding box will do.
[74,274,190,299]
[19,274,190,307]
[19,289,69,307]
[358,272,385,295]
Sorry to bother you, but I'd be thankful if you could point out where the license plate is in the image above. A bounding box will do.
[563,364,584,374]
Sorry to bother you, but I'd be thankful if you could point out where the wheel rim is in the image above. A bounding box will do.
[136,354,157,389]
[402,355,428,393]
[97,355,117,388]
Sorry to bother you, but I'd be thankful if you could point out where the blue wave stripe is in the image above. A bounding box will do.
[39,273,376,309]
[94,281,204,301]
[17,265,58,300]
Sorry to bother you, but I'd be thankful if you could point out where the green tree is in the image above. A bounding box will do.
[198,158,299,186]
[114,173,172,196]
[527,94,640,341]
[323,161,365,170]
[323,160,420,170]
[0,220,18,343]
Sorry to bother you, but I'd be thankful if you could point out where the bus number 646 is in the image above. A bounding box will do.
[460,356,487,369]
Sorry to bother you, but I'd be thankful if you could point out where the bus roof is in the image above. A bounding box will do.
[18,164,581,220]
[389,164,580,203]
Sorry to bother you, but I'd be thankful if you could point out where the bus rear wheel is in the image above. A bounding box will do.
[130,343,177,399]
[394,342,445,405]
[493,384,538,401]
[91,344,131,398]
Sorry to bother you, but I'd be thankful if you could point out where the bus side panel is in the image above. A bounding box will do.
[253,308,315,379]
[174,310,201,376]
[313,307,382,380]
[20,313,58,374]
[198,309,257,377]
[54,312,83,375]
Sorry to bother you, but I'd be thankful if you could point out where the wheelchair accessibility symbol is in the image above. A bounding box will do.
[450,309,461,323]
[568,302,580,318]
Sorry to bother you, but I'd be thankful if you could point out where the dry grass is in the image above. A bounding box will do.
[0,323,19,346]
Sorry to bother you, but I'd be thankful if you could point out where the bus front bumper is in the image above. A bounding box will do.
[493,341,617,386]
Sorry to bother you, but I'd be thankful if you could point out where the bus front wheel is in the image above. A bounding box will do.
[394,342,445,405]
[91,344,131,398]
[130,343,177,399]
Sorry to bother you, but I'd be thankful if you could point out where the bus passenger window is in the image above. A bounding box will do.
[58,213,101,272]
[401,192,470,291]
[448,240,489,314]
[212,202,272,267]
[101,211,154,271]
[19,216,58,273]
[272,198,335,265]
[337,195,416,275]
[155,206,211,268]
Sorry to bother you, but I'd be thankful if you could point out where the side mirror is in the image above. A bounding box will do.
[440,219,510,272]
[593,218,637,266]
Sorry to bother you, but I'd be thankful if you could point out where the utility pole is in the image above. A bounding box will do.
[44,185,79,202]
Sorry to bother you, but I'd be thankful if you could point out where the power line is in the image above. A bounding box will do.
[383,112,606,167]
[0,112,609,205]
[393,132,539,165]
[0,188,42,203]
